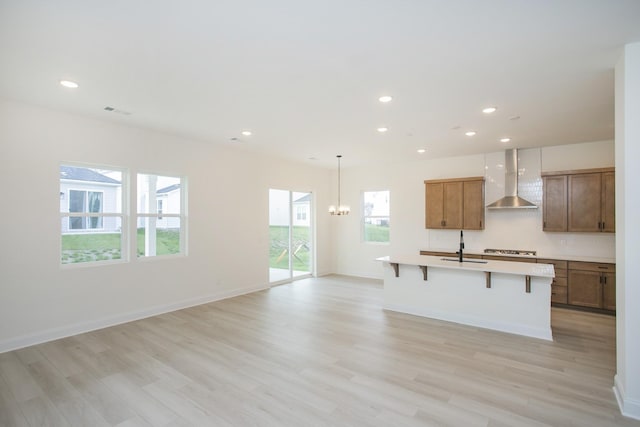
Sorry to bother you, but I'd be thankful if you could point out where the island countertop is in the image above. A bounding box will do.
[376,254,555,278]
[377,254,555,340]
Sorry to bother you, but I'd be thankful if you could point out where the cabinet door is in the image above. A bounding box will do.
[543,176,567,231]
[568,173,601,232]
[602,272,616,311]
[442,181,463,229]
[425,182,444,228]
[568,270,602,308]
[463,180,485,230]
[551,285,568,304]
[601,172,615,232]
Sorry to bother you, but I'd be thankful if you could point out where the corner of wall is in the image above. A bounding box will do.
[614,375,640,421]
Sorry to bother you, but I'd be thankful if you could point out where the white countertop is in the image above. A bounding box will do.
[419,248,615,264]
[377,254,555,278]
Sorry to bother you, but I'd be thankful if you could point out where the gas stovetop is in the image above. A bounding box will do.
[484,248,537,256]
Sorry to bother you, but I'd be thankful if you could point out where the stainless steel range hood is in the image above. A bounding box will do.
[486,148,538,209]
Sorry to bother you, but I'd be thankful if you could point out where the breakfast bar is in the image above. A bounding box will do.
[377,254,556,340]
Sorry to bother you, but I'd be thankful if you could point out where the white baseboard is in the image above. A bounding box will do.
[384,302,553,341]
[614,375,640,420]
[0,284,269,354]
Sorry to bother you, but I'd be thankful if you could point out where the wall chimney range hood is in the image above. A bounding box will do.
[486,148,537,209]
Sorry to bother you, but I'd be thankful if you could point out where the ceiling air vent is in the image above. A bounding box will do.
[103,106,131,115]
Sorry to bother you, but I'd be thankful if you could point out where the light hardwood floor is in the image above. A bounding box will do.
[1,275,638,426]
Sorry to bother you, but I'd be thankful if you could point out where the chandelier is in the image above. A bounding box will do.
[329,155,350,215]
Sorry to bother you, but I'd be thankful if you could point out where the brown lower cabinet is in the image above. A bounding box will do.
[568,262,615,311]
[538,258,568,304]
[418,251,615,313]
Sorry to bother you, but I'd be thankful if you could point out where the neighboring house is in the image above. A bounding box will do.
[268,190,312,227]
[292,193,311,226]
[364,191,390,226]
[59,166,121,233]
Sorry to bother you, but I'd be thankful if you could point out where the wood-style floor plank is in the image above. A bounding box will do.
[0,275,638,426]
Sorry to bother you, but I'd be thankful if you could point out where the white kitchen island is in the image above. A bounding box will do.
[377,254,556,340]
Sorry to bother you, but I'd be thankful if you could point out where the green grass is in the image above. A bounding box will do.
[62,226,313,268]
[269,225,310,271]
[364,223,389,242]
[61,229,180,263]
[136,229,180,256]
[61,233,122,250]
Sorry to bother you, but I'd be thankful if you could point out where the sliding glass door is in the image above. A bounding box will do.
[269,189,313,284]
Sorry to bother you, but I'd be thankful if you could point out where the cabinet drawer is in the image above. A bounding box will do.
[551,285,568,304]
[419,251,483,260]
[568,261,615,273]
[537,258,568,275]
[419,251,454,257]
[551,277,567,287]
[482,255,537,263]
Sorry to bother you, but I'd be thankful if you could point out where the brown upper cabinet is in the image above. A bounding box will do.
[425,177,485,230]
[541,168,614,232]
[542,175,567,232]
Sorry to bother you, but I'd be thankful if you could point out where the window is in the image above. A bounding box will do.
[137,174,185,258]
[69,190,104,229]
[60,165,124,264]
[363,190,390,243]
[296,205,306,221]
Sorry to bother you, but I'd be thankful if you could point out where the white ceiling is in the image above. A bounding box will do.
[1,1,640,168]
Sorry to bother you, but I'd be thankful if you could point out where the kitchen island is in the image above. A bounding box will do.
[377,254,555,340]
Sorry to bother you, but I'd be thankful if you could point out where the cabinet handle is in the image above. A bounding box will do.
[603,275,607,285]
[597,266,608,269]
[543,221,546,228]
[602,222,605,230]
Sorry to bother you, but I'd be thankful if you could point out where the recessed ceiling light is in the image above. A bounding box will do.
[482,106,497,114]
[60,80,78,89]
[500,137,511,143]
[465,131,476,136]
[377,127,389,133]
[378,95,393,103]
[417,149,426,154]
[241,130,252,136]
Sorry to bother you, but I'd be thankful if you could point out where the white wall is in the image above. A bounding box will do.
[334,141,615,279]
[0,100,333,352]
[614,42,640,420]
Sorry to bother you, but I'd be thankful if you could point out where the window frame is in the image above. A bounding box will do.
[362,190,390,244]
[60,163,128,267]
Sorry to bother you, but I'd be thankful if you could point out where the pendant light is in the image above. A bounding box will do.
[329,155,350,215]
